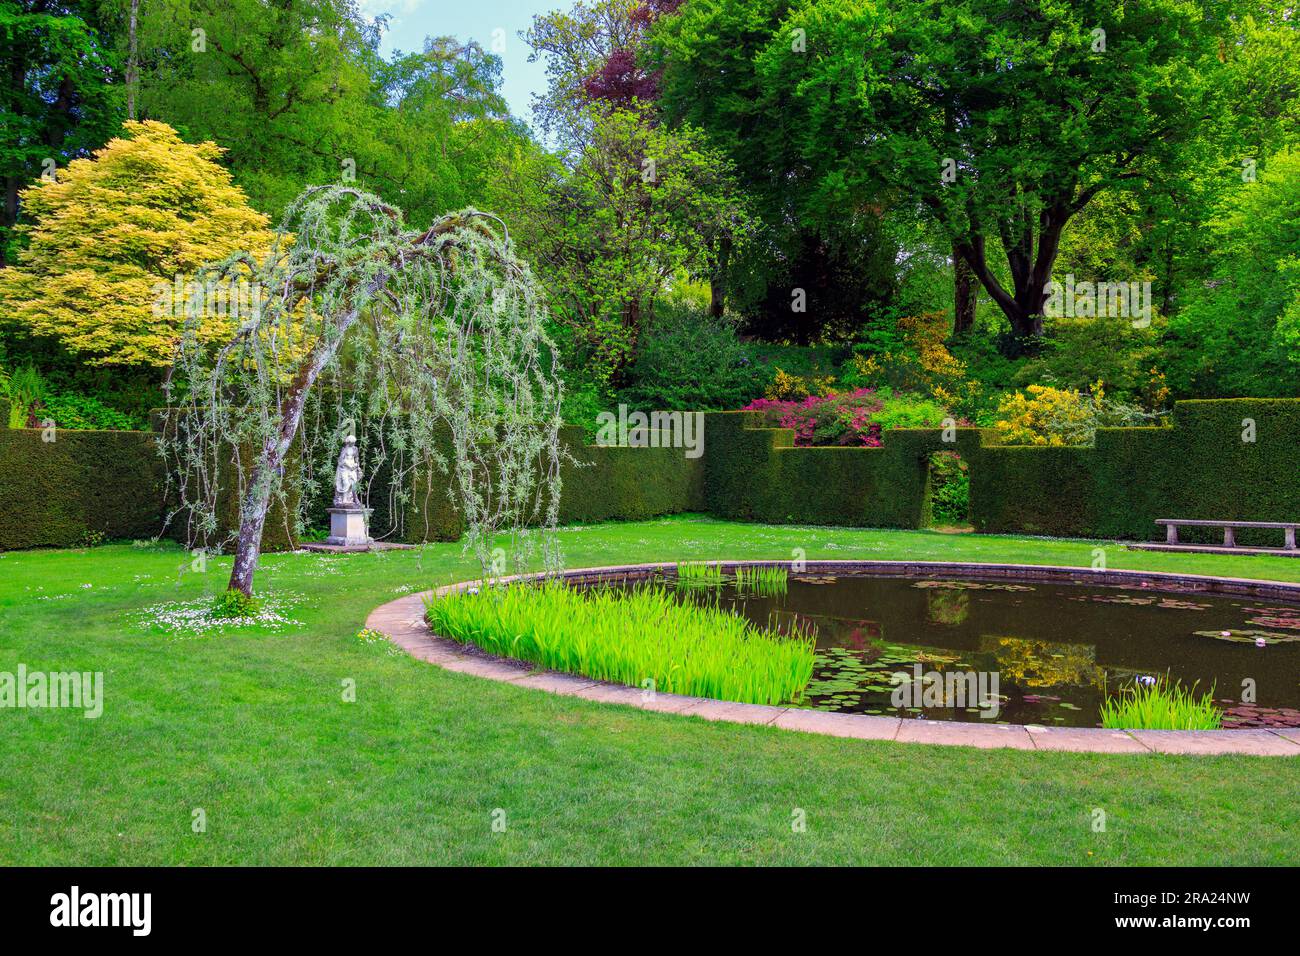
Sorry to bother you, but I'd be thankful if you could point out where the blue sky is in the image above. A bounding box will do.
[358,0,557,122]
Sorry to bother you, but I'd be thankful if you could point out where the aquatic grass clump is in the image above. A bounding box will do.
[733,564,789,596]
[1100,675,1223,730]
[425,582,816,705]
[676,561,723,587]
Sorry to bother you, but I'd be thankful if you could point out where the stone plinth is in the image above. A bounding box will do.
[325,506,372,547]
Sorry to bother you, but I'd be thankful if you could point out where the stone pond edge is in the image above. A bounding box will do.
[364,560,1300,757]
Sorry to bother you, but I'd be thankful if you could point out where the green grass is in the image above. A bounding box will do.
[1101,676,1224,730]
[425,582,814,705]
[2,514,1299,865]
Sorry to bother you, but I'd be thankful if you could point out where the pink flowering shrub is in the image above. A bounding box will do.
[741,387,954,447]
[742,388,886,447]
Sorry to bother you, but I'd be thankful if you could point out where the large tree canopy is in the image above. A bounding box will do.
[523,0,642,143]
[653,0,1255,342]
[648,0,902,340]
[1167,147,1300,396]
[491,104,750,388]
[116,0,522,225]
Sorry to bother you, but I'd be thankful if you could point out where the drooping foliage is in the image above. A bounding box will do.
[161,185,565,596]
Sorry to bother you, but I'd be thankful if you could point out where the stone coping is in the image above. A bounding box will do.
[364,561,1300,757]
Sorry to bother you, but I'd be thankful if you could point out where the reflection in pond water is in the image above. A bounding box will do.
[603,572,1300,728]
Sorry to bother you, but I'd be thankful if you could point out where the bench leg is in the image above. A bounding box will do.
[1166,525,1179,545]
[1223,527,1236,548]
[1286,528,1297,551]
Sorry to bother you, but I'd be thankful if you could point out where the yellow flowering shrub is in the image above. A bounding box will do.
[847,352,883,384]
[1144,367,1172,411]
[994,384,1090,445]
[852,311,981,414]
[0,121,278,367]
[764,367,836,401]
[993,379,1155,446]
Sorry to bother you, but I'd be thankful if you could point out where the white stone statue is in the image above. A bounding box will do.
[333,435,363,508]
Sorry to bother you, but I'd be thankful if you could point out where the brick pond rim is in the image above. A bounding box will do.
[364,561,1300,756]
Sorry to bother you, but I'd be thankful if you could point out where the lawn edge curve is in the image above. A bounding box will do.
[365,561,1300,757]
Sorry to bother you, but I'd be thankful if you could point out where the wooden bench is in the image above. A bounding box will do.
[1154,518,1299,552]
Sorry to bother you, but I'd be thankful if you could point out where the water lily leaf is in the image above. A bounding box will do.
[1194,629,1300,644]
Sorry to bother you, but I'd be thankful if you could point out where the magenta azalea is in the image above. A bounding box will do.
[742,389,886,447]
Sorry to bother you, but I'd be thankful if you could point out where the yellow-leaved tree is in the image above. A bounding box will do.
[0,121,277,367]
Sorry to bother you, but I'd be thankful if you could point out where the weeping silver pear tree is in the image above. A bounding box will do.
[160,185,565,597]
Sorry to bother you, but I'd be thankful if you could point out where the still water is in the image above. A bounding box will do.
[664,573,1300,728]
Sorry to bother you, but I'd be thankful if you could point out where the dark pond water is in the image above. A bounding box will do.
[627,572,1300,728]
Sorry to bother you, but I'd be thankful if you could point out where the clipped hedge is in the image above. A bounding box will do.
[970,446,1098,537]
[401,424,706,541]
[1157,400,1300,545]
[706,400,1300,542]
[974,399,1300,543]
[0,427,164,549]
[704,412,983,529]
[559,425,705,524]
[150,410,298,553]
[0,412,297,552]
[4,397,1300,550]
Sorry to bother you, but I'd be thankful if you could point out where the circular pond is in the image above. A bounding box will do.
[575,565,1300,730]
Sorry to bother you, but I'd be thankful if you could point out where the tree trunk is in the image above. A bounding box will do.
[952,244,976,335]
[127,0,140,121]
[1009,308,1044,338]
[1,177,17,267]
[956,209,1066,352]
[227,299,368,596]
[220,206,487,596]
[228,467,277,598]
[709,236,731,318]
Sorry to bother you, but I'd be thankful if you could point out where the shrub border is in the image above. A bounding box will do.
[366,560,1300,756]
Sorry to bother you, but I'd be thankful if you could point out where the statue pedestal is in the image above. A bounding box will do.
[325,506,372,547]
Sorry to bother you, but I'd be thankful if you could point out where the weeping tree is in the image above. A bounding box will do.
[160,185,565,597]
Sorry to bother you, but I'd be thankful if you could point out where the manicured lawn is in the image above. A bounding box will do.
[2,515,1297,866]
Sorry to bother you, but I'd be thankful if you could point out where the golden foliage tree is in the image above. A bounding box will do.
[0,121,276,367]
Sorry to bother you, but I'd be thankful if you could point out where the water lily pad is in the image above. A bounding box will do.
[1156,598,1213,611]
[1194,629,1300,644]
[913,580,1035,592]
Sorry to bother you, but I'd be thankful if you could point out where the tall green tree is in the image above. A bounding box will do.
[114,0,524,222]
[523,0,640,145]
[654,0,1252,345]
[0,0,122,263]
[120,0,380,216]
[1167,148,1300,396]
[492,105,750,388]
[360,36,528,228]
[649,0,902,341]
